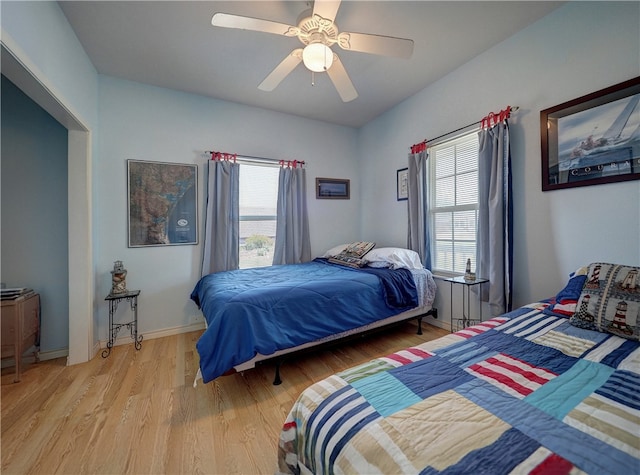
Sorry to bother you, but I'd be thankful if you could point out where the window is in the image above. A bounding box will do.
[239,164,279,269]
[429,132,479,275]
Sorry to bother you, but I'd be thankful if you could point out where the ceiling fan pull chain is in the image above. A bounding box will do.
[311,71,316,87]
[324,44,330,71]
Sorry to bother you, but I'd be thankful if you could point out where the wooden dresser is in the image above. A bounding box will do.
[1,292,40,382]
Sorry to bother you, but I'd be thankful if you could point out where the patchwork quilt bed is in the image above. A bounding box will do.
[277,301,639,474]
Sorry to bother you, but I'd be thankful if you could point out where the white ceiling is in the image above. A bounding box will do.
[59,1,563,128]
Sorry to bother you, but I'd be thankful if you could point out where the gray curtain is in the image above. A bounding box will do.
[476,121,513,315]
[273,166,311,265]
[407,149,431,269]
[201,160,240,275]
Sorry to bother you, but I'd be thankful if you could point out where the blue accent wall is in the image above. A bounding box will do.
[1,75,69,353]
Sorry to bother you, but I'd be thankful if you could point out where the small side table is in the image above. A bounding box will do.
[103,290,142,357]
[1,292,40,382]
[444,276,489,331]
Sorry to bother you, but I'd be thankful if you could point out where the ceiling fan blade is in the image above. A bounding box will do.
[212,13,294,36]
[338,31,414,58]
[312,0,341,23]
[258,49,303,92]
[326,54,358,102]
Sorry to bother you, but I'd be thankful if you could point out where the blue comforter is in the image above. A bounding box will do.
[191,259,419,383]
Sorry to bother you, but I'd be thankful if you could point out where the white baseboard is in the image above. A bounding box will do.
[2,322,206,368]
[1,347,68,368]
[4,318,447,370]
[91,340,100,360]
[422,312,452,332]
[98,321,206,349]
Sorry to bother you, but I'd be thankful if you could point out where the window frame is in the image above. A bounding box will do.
[238,162,280,269]
[428,131,480,277]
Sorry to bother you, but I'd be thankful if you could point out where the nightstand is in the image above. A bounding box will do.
[443,276,489,331]
[1,292,40,382]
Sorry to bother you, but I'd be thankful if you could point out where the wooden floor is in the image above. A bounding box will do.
[1,321,448,474]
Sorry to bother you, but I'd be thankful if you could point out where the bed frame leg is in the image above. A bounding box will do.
[416,308,437,335]
[273,360,283,385]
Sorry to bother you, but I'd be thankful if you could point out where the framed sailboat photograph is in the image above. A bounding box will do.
[541,76,640,191]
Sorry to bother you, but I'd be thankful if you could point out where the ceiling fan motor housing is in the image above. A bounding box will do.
[294,10,339,46]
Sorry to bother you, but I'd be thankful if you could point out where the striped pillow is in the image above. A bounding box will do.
[327,241,376,268]
[341,241,376,258]
[328,255,368,269]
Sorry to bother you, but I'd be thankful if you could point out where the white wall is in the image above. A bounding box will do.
[96,76,359,338]
[1,1,98,127]
[358,1,640,319]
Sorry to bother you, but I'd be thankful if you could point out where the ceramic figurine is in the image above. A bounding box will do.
[111,260,128,294]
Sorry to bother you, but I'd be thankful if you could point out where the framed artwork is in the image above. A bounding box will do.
[127,160,198,247]
[540,76,640,191]
[316,177,350,199]
[397,167,408,201]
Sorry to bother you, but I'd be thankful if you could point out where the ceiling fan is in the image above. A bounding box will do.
[211,0,414,102]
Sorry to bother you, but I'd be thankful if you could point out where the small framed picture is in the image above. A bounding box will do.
[316,177,350,199]
[397,168,408,201]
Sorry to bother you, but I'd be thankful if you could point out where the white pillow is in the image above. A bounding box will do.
[321,243,349,258]
[364,247,423,270]
[366,261,391,269]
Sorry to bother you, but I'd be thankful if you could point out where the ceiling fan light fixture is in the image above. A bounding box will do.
[211,1,413,102]
[302,43,334,72]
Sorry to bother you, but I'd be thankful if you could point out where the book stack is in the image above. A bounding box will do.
[1,288,34,300]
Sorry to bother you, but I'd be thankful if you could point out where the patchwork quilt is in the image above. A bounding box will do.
[277,302,639,475]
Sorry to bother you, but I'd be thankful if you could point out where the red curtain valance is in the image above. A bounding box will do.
[409,105,516,151]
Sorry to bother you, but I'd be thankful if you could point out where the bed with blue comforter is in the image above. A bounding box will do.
[191,258,436,384]
[277,262,640,474]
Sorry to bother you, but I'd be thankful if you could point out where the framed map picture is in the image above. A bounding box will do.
[127,160,198,247]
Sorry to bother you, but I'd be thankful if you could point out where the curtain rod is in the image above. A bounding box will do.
[411,106,519,150]
[204,151,305,166]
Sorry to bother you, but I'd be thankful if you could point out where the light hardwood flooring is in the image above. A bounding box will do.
[1,321,448,474]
